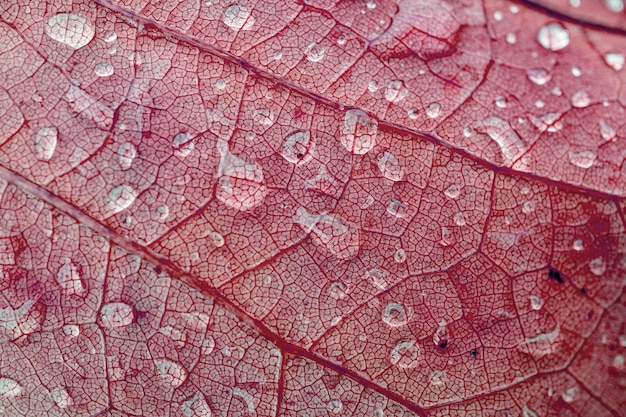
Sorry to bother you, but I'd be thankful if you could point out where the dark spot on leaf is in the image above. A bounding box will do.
[587,311,594,319]
[580,287,587,294]
[470,349,478,357]
[437,339,448,349]
[548,267,563,284]
[155,266,162,274]
[296,153,304,159]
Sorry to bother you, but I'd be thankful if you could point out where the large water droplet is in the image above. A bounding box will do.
[568,150,596,169]
[253,109,275,127]
[0,378,22,399]
[173,132,195,157]
[282,131,314,164]
[50,387,73,409]
[293,207,360,260]
[45,13,95,49]
[536,22,570,51]
[329,281,348,300]
[327,399,343,414]
[223,5,255,30]
[181,392,213,417]
[57,259,86,297]
[571,90,590,108]
[589,257,606,276]
[475,116,526,166]
[599,119,616,141]
[105,185,137,216]
[366,268,389,289]
[341,109,378,155]
[155,359,187,388]
[100,302,135,328]
[34,127,58,161]
[95,62,114,77]
[384,80,406,103]
[529,295,543,310]
[377,151,404,181]
[453,212,466,226]
[444,184,461,199]
[605,0,624,12]
[605,52,625,71]
[394,248,407,263]
[117,142,137,171]
[426,102,441,119]
[389,340,420,368]
[382,301,411,327]
[305,43,325,62]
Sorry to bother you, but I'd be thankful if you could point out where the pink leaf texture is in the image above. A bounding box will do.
[0,0,624,416]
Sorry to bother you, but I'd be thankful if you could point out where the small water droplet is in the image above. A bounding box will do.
[384,80,406,103]
[522,200,535,214]
[103,31,117,43]
[57,259,86,297]
[571,66,582,77]
[215,78,226,90]
[366,0,377,9]
[444,184,461,199]
[387,199,406,218]
[568,150,596,169]
[493,11,504,21]
[154,205,169,222]
[506,32,517,44]
[155,359,187,388]
[382,301,411,327]
[529,295,543,311]
[366,268,389,289]
[463,127,474,137]
[273,50,283,60]
[589,257,606,276]
[337,34,346,45]
[523,406,539,417]
[181,392,213,417]
[172,132,195,157]
[223,5,255,30]
[571,90,590,108]
[612,354,625,371]
[570,0,581,7]
[394,248,407,263]
[202,336,215,355]
[377,151,404,181]
[599,119,616,141]
[329,281,348,300]
[208,231,225,248]
[282,130,313,164]
[604,52,624,71]
[45,13,95,49]
[0,378,23,399]
[305,42,325,62]
[368,80,379,93]
[536,22,570,51]
[572,239,584,251]
[34,127,58,161]
[430,369,447,385]
[95,62,114,77]
[105,185,137,216]
[561,387,576,403]
[62,324,80,337]
[426,102,441,118]
[453,211,466,226]
[50,387,73,409]
[527,68,552,85]
[327,399,343,414]
[253,109,275,127]
[341,109,378,155]
[535,100,545,108]
[117,142,137,171]
[510,5,520,13]
[389,339,420,368]
[407,108,419,119]
[495,96,508,108]
[100,302,135,328]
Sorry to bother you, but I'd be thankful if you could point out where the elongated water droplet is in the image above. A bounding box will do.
[253,109,275,127]
[384,80,406,103]
[57,259,86,297]
[0,378,22,399]
[475,116,526,166]
[517,326,560,357]
[366,268,389,289]
[282,131,313,164]
[454,211,466,226]
[536,22,570,51]
[173,132,195,157]
[341,109,378,155]
[389,340,420,368]
[181,392,213,417]
[599,119,616,141]
[571,90,590,108]
[45,13,95,49]
[305,43,325,62]
[426,102,441,118]
[223,5,254,30]
[103,31,117,42]
[95,62,114,77]
[34,127,58,161]
[377,151,404,181]
[117,142,137,170]
[50,387,73,409]
[105,185,137,216]
[605,52,624,71]
[100,302,135,328]
[293,207,360,259]
[523,406,539,417]
[382,301,411,327]
[327,399,343,414]
[155,359,187,388]
[329,281,348,300]
[568,150,596,169]
[444,184,461,199]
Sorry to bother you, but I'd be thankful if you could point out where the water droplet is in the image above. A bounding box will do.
[117,142,137,171]
[45,13,95,49]
[252,109,275,127]
[62,324,80,337]
[223,5,255,30]
[232,388,256,414]
[429,369,447,385]
[50,387,73,408]
[341,109,378,155]
[426,102,441,118]
[329,281,348,300]
[172,132,195,157]
[181,392,213,417]
[100,302,135,328]
[57,259,86,297]
[394,248,406,263]
[105,185,137,216]
[527,68,551,85]
[570,0,581,7]
[612,354,625,371]
[377,151,404,181]
[387,199,406,218]
[366,268,389,289]
[327,399,343,414]
[561,387,576,403]
[389,339,420,368]
[202,336,215,355]
[535,100,545,108]
[571,90,590,108]
[493,11,504,21]
[0,378,22,399]
[384,80,407,103]
[304,42,325,62]
[453,211,466,226]
[444,184,461,199]
[337,34,347,45]
[568,150,596,169]
[273,50,283,60]
[506,33,517,44]
[95,62,114,77]
[599,119,616,141]
[382,301,411,327]
[529,295,543,311]
[155,359,187,388]
[522,200,535,214]
[572,239,584,251]
[215,78,226,90]
[510,5,520,13]
[589,257,606,276]
[463,127,474,137]
[523,406,539,417]
[366,0,377,10]
[407,108,419,119]
[495,96,507,108]
[604,52,624,71]
[34,127,58,161]
[475,116,526,166]
[433,322,449,347]
[209,231,225,248]
[536,22,570,51]
[282,131,314,164]
[293,207,360,259]
[517,326,560,357]
[103,31,117,42]
[605,0,624,12]
[154,205,169,222]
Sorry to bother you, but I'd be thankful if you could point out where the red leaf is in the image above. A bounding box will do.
[0,0,624,416]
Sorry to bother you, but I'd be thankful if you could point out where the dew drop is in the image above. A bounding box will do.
[429,369,447,385]
[337,34,346,45]
[493,11,504,21]
[377,151,404,181]
[172,132,195,157]
[572,239,584,251]
[155,359,187,388]
[463,127,474,137]
[536,22,570,51]
[105,185,137,216]
[568,150,596,169]
[394,248,407,263]
[181,392,213,417]
[45,13,95,50]
[599,119,616,141]
[589,257,606,276]
[561,387,576,403]
[327,399,343,414]
[535,100,545,108]
[529,295,544,311]
[293,207,360,260]
[368,80,379,93]
[329,281,348,300]
[612,354,625,371]
[495,96,508,108]
[341,109,378,155]
[100,302,135,328]
[117,142,137,171]
[389,340,420,368]
[571,90,590,108]
[366,0,377,9]
[0,378,22,399]
[453,211,466,226]
[476,116,527,166]
[95,62,114,77]
[253,109,275,127]
[103,31,117,43]
[433,322,449,347]
[202,336,215,355]
[426,102,441,118]
[366,268,389,289]
[523,406,539,417]
[505,33,517,44]
[571,66,582,77]
[63,324,80,337]
[382,301,411,327]
[407,108,419,119]
[50,387,73,409]
[223,5,255,30]
[384,80,407,103]
[605,52,624,71]
[387,199,406,218]
[304,42,325,63]
[57,259,86,297]
[444,184,461,199]
[510,5,520,13]
[154,205,169,222]
[273,50,283,60]
[282,130,313,164]
[526,68,552,85]
[209,231,225,248]
[517,326,560,357]
[34,127,58,161]
[232,388,257,414]
[522,200,535,214]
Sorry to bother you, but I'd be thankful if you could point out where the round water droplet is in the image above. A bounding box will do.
[0,378,23,399]
[571,66,582,77]
[382,301,411,327]
[389,339,420,368]
[117,142,137,171]
[377,151,404,181]
[337,34,346,45]
[366,268,389,289]
[444,184,461,199]
[95,62,114,77]
[394,248,407,263]
[571,90,590,108]
[527,68,551,85]
[103,31,117,43]
[282,130,313,164]
[329,281,348,300]
[430,369,447,385]
[155,359,188,388]
[453,211,466,226]
[105,185,137,216]
[327,399,343,414]
[387,199,406,218]
[155,205,169,222]
[366,0,377,10]
[305,42,325,62]
[223,5,255,30]
[493,10,504,21]
[463,127,474,137]
[529,295,543,311]
[407,108,419,119]
[45,13,95,50]
[172,132,195,157]
[253,109,275,127]
[568,150,596,169]
[561,387,576,403]
[605,52,624,71]
[384,80,406,103]
[100,302,135,328]
[495,96,507,108]
[536,22,570,51]
[506,33,517,44]
[341,109,378,155]
[589,257,606,276]
[63,324,80,337]
[34,127,58,161]
[209,231,225,248]
[50,387,73,409]
[426,102,441,119]
[605,0,625,12]
[273,50,283,60]
[215,78,226,90]
[522,200,535,214]
[535,100,545,108]
[572,239,584,251]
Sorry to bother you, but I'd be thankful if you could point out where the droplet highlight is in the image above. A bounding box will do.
[384,80,406,103]
[426,102,441,119]
[571,90,590,108]
[605,52,624,71]
[57,259,86,297]
[329,281,348,300]
[172,132,195,157]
